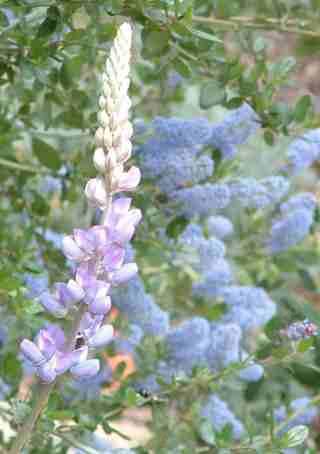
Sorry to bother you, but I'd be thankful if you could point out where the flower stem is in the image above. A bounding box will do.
[9,382,54,454]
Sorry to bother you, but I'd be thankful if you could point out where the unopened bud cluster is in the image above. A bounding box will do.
[85,22,140,210]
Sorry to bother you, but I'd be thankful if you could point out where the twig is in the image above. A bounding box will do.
[0,158,48,174]
[192,14,320,39]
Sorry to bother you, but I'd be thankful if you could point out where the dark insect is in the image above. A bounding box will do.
[137,388,152,399]
[75,332,86,350]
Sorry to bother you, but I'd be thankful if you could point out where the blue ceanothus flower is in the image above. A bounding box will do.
[174,183,231,218]
[287,129,320,174]
[229,176,290,209]
[280,192,317,215]
[139,139,214,194]
[207,103,260,159]
[152,116,212,148]
[269,192,316,254]
[178,224,226,274]
[113,324,144,357]
[274,397,318,436]
[192,258,234,299]
[214,286,276,331]
[64,364,112,401]
[206,323,241,372]
[207,216,234,239]
[164,317,211,372]
[112,276,170,336]
[200,395,245,440]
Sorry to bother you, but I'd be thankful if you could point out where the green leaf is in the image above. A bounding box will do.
[33,138,61,171]
[279,425,309,448]
[293,95,312,123]
[297,337,314,353]
[198,419,216,446]
[264,129,275,146]
[174,57,192,78]
[37,6,60,38]
[166,216,188,239]
[200,81,226,109]
[187,26,222,43]
[142,29,170,58]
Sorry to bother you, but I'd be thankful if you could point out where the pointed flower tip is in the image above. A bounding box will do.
[70,359,100,380]
[88,324,114,348]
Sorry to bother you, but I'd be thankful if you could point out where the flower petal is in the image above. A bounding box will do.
[20,339,45,366]
[88,325,114,348]
[70,359,100,379]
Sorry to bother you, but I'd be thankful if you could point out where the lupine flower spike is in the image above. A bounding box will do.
[20,22,140,385]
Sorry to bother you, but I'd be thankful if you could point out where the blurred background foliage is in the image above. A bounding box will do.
[1,0,320,453]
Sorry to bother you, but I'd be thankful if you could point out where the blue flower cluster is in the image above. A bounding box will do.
[229,176,290,209]
[208,103,260,159]
[269,192,316,253]
[200,395,244,440]
[64,364,112,402]
[274,397,317,436]
[112,276,170,337]
[174,183,231,218]
[287,129,320,174]
[206,215,234,239]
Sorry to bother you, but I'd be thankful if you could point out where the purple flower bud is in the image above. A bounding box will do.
[70,359,100,379]
[37,357,57,383]
[62,235,87,262]
[89,293,111,315]
[115,166,141,193]
[39,292,68,317]
[20,339,45,366]
[103,243,125,271]
[88,324,114,348]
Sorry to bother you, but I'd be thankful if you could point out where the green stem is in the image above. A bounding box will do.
[192,14,320,38]
[0,158,47,174]
[53,431,98,454]
[9,382,54,454]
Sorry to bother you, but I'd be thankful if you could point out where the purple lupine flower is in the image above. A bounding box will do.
[38,280,85,317]
[20,325,88,383]
[79,312,114,348]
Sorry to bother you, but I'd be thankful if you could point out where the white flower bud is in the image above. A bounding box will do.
[93,148,107,172]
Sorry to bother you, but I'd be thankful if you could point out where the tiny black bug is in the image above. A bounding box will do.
[75,332,86,350]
